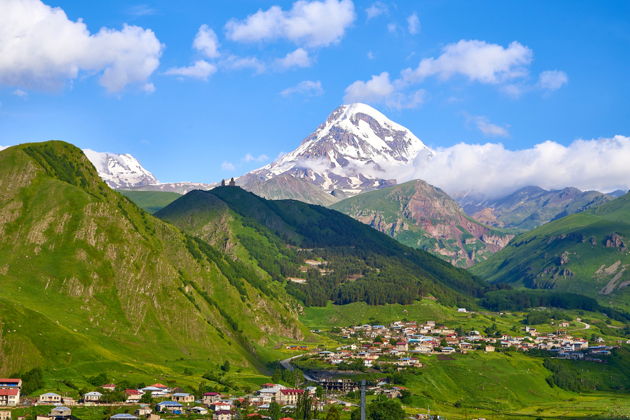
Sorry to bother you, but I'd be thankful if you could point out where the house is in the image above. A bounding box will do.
[277,389,304,406]
[50,406,72,419]
[203,392,222,405]
[0,379,22,407]
[441,347,455,354]
[83,392,103,403]
[101,384,116,392]
[156,401,183,414]
[172,393,194,403]
[125,389,143,403]
[0,411,10,420]
[457,308,468,313]
[213,410,233,420]
[135,405,152,416]
[38,393,62,405]
[190,406,208,415]
[109,414,139,420]
[485,345,495,352]
[61,397,76,406]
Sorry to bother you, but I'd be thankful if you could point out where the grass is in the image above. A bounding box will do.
[118,190,181,213]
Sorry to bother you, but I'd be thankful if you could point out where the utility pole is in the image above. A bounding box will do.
[360,380,366,420]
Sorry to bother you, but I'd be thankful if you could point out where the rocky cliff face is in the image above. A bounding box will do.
[332,180,513,267]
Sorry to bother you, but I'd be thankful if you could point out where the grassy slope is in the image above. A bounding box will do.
[157,187,487,307]
[118,190,181,213]
[0,141,303,392]
[472,193,630,311]
[331,180,511,267]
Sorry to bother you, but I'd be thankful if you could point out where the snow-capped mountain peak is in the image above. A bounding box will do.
[83,149,158,189]
[246,103,433,195]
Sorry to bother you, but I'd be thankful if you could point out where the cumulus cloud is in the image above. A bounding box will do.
[225,0,355,48]
[398,136,630,198]
[344,72,425,109]
[343,39,568,108]
[194,24,220,58]
[221,161,236,171]
[0,145,7,151]
[222,55,266,73]
[407,13,420,35]
[276,48,312,69]
[401,40,532,84]
[0,0,163,92]
[538,70,568,91]
[365,2,387,20]
[467,115,509,138]
[281,80,324,97]
[164,60,217,80]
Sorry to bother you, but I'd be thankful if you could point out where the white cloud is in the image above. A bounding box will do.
[281,80,324,97]
[221,161,236,171]
[367,51,375,60]
[399,136,630,198]
[243,153,269,162]
[13,89,28,97]
[222,55,266,74]
[225,0,355,48]
[193,24,220,58]
[387,23,397,33]
[467,115,509,138]
[343,72,425,109]
[164,60,217,80]
[365,2,387,20]
[407,13,420,35]
[0,0,163,92]
[0,145,8,151]
[126,4,157,17]
[538,70,568,91]
[276,48,312,69]
[402,40,532,84]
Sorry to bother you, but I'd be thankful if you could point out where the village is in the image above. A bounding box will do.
[0,376,365,420]
[303,314,619,371]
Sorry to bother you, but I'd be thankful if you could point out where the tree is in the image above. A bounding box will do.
[221,360,231,373]
[139,392,154,404]
[325,405,341,420]
[294,392,315,420]
[268,402,281,420]
[353,396,405,420]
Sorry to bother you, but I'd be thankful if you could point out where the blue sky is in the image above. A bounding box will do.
[1,0,629,184]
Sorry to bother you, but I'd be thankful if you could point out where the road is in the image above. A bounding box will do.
[279,354,318,382]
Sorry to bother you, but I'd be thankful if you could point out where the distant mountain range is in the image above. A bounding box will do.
[79,104,626,266]
[458,186,616,231]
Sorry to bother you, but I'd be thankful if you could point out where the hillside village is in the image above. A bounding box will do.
[299,316,622,372]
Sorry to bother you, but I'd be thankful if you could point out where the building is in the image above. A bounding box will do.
[203,392,221,405]
[0,379,21,407]
[277,389,304,406]
[190,406,208,415]
[156,401,183,414]
[213,410,233,420]
[172,393,194,403]
[38,393,62,405]
[50,406,72,419]
[83,392,103,403]
[101,384,116,392]
[110,414,139,420]
[125,389,143,403]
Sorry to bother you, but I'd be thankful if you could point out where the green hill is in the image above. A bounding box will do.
[156,187,486,308]
[0,141,303,388]
[331,180,513,267]
[472,193,630,310]
[118,190,181,213]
